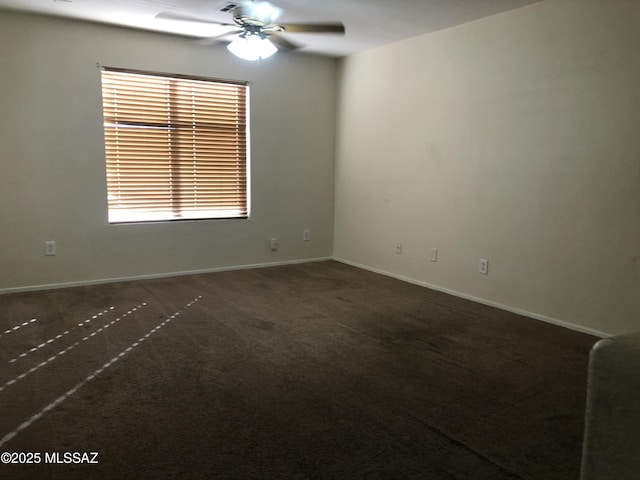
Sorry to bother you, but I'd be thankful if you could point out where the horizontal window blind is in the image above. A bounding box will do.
[101,68,249,223]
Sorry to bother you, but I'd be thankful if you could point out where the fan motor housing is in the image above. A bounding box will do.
[232,5,271,27]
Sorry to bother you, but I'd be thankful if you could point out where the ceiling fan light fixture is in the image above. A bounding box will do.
[227,33,277,61]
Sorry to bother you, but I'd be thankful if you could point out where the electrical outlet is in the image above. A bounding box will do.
[395,242,403,255]
[44,241,56,256]
[303,229,311,241]
[269,238,278,251]
[430,248,438,262]
[479,258,489,275]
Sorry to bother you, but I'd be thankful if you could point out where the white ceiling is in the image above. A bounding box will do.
[0,0,542,57]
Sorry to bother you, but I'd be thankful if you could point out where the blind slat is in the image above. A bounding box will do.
[101,68,248,223]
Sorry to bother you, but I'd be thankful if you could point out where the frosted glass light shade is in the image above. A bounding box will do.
[227,35,278,61]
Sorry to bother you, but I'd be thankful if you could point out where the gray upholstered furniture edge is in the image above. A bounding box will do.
[580,332,640,480]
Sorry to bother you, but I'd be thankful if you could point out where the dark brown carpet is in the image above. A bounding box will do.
[0,260,596,479]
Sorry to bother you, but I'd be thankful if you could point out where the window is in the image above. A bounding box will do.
[100,67,249,223]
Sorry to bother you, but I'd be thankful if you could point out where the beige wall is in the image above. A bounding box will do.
[0,11,337,290]
[334,0,640,336]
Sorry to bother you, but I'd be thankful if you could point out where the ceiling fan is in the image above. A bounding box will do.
[156,1,345,61]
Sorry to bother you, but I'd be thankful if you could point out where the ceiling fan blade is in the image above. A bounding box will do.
[279,22,345,34]
[268,33,301,51]
[155,11,235,28]
[195,29,244,45]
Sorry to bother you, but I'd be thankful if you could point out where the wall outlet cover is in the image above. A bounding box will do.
[479,258,489,275]
[44,241,56,256]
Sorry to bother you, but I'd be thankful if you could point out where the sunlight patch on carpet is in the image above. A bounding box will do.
[0,296,202,448]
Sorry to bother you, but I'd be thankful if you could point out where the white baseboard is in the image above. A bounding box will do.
[333,257,608,339]
[0,255,610,338]
[0,256,333,295]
